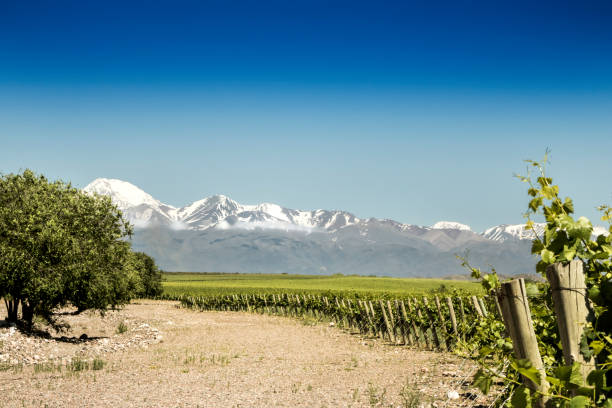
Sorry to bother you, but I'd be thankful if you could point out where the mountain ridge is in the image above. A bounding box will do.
[84,178,546,241]
[83,178,609,276]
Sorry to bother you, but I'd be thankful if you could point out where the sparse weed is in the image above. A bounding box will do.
[398,379,425,408]
[367,383,386,407]
[92,358,105,370]
[116,321,128,334]
[34,362,62,373]
[68,357,88,371]
[180,351,231,367]
[64,357,105,372]
[0,362,23,372]
[183,353,197,365]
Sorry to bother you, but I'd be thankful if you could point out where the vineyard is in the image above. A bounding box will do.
[161,272,483,297]
[158,158,612,408]
[171,289,497,352]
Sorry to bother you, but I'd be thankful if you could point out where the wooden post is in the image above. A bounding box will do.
[379,300,395,343]
[405,299,420,347]
[394,300,407,345]
[399,300,413,345]
[363,301,374,336]
[472,295,484,317]
[494,295,504,319]
[546,260,595,383]
[498,279,549,405]
[434,296,448,350]
[478,297,488,317]
[458,297,466,340]
[445,297,458,336]
[369,301,384,339]
[434,296,444,321]
[410,298,430,348]
[386,300,397,344]
[420,298,440,349]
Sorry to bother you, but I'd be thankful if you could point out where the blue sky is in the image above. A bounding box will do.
[1,0,611,231]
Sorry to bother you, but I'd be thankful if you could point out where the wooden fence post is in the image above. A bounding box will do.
[411,298,431,349]
[399,300,414,346]
[458,297,466,340]
[478,297,488,317]
[369,301,384,339]
[422,297,442,349]
[360,301,372,335]
[387,300,397,344]
[498,279,549,406]
[394,300,407,345]
[546,260,596,382]
[472,295,484,317]
[379,300,395,343]
[445,296,458,336]
[494,295,504,319]
[434,296,448,350]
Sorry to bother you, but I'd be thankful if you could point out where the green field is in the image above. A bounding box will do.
[162,272,483,297]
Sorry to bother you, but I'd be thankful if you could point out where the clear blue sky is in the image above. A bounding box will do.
[1,0,611,231]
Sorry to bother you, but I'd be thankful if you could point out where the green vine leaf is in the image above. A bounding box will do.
[541,249,556,264]
[510,385,531,408]
[511,359,541,386]
[568,395,590,408]
[473,368,493,395]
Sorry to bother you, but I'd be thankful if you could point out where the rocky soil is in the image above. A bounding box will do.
[0,301,496,408]
[0,308,163,366]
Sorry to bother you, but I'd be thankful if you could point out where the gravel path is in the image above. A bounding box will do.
[0,301,490,407]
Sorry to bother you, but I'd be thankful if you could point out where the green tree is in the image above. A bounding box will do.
[0,170,136,326]
[130,251,163,298]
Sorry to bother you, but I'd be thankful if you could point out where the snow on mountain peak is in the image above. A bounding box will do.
[84,178,168,210]
[431,221,472,231]
[481,223,546,242]
[87,178,609,243]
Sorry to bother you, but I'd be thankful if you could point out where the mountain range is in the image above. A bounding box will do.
[84,178,607,277]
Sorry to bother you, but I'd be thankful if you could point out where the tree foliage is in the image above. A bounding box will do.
[0,170,161,326]
[130,251,163,298]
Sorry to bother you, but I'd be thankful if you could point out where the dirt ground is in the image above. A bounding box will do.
[0,301,494,408]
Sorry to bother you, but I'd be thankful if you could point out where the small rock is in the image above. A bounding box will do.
[447,390,459,400]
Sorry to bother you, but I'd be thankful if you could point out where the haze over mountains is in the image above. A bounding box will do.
[84,178,606,277]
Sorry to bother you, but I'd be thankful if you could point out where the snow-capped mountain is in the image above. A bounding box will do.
[84,178,360,232]
[481,223,547,243]
[482,222,610,243]
[83,178,609,276]
[432,221,472,231]
[84,178,607,240]
[84,178,179,228]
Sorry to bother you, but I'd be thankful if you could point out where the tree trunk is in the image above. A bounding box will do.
[5,298,20,322]
[21,301,34,327]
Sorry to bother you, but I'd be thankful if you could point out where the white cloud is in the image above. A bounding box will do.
[215,219,317,233]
